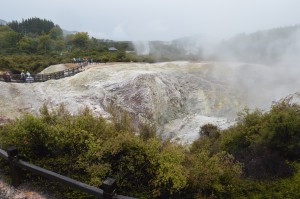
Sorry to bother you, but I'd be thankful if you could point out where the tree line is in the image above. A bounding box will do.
[0,17,154,74]
[1,17,135,54]
[8,17,55,35]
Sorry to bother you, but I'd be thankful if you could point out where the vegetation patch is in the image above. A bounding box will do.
[0,100,300,198]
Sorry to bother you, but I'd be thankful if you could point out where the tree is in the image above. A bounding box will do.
[72,32,89,49]
[53,39,66,52]
[0,27,22,53]
[38,34,52,51]
[264,102,300,160]
[220,102,299,179]
[17,37,38,53]
[49,26,63,40]
[187,151,242,198]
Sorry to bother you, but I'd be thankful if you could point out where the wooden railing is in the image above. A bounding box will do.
[0,146,136,199]
[1,62,88,83]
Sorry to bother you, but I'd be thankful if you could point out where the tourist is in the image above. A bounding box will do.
[4,71,11,82]
[26,71,31,77]
[25,71,34,83]
[20,71,26,82]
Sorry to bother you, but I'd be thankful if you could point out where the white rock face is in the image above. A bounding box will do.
[1,62,299,144]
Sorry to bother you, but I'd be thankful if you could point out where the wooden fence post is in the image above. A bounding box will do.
[101,177,117,199]
[7,146,22,187]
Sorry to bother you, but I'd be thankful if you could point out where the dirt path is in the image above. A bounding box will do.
[0,173,54,199]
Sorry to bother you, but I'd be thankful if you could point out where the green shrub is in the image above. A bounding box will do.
[0,105,187,198]
[219,102,299,179]
[1,100,300,198]
[185,150,243,198]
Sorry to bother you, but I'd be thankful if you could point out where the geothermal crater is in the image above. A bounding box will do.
[1,62,298,144]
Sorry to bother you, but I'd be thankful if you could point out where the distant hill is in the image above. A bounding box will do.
[134,38,202,61]
[215,25,300,64]
[142,24,300,63]
[62,29,77,36]
[0,19,7,25]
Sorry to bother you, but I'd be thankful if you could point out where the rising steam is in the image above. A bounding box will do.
[132,25,300,112]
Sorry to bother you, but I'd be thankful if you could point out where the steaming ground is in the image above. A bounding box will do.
[1,62,299,144]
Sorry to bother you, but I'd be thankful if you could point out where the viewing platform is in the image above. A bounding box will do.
[0,62,88,83]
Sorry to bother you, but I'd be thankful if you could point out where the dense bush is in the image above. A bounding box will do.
[0,105,188,198]
[0,55,67,73]
[189,100,300,197]
[220,102,300,180]
[1,100,300,198]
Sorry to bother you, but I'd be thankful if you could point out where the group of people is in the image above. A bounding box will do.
[20,71,33,83]
[73,57,82,63]
[2,71,33,83]
[72,57,92,64]
[2,71,11,82]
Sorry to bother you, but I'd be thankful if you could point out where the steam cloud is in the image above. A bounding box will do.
[133,25,300,111]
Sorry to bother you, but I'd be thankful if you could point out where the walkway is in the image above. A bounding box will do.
[0,62,88,83]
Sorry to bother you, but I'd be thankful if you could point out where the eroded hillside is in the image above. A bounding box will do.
[1,62,299,143]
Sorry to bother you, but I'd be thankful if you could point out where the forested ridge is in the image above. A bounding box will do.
[8,18,55,35]
[1,17,299,74]
[0,17,150,74]
[216,25,300,64]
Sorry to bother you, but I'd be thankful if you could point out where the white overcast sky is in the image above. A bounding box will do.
[1,0,300,41]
